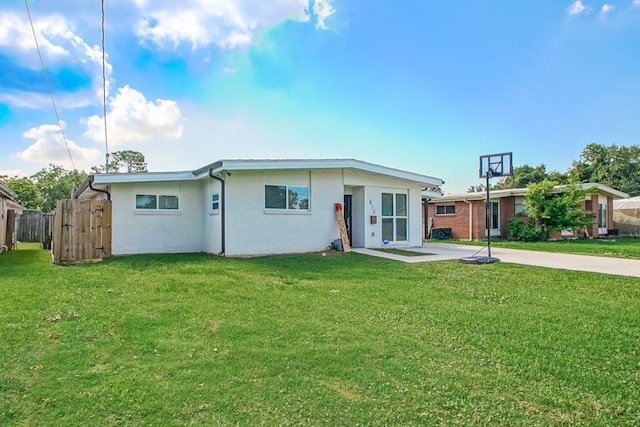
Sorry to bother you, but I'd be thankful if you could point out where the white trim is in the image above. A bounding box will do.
[437,183,628,202]
[134,210,182,216]
[207,159,443,187]
[94,171,197,185]
[263,210,312,215]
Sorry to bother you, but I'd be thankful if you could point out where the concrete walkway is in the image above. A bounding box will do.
[352,243,640,278]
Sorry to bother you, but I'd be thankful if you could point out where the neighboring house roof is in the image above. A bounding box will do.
[5,199,24,213]
[614,196,640,209]
[432,183,629,203]
[0,182,17,200]
[75,159,445,198]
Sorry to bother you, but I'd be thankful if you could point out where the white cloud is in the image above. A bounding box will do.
[313,0,335,30]
[600,4,615,17]
[84,85,183,145]
[0,12,112,109]
[17,123,101,171]
[134,0,335,49]
[633,0,640,6]
[568,0,587,14]
[0,169,26,178]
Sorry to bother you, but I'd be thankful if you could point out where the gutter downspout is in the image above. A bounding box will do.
[463,199,473,241]
[209,169,225,256]
[86,175,111,200]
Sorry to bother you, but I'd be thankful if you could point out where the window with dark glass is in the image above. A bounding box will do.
[136,194,179,210]
[435,204,455,215]
[265,185,309,210]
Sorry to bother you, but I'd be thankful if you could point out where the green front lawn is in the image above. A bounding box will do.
[445,238,640,259]
[1,248,639,425]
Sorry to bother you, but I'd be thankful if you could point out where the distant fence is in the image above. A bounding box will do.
[15,211,54,246]
[52,199,112,264]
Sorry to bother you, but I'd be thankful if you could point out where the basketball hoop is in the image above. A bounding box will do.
[461,152,513,265]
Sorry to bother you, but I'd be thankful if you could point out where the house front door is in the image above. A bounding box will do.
[485,201,500,237]
[598,201,608,235]
[343,195,352,245]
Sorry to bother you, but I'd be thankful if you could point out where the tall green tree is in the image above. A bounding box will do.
[494,164,567,190]
[110,150,148,173]
[1,165,87,211]
[31,165,87,212]
[1,176,39,209]
[525,179,595,234]
[90,150,147,173]
[568,143,640,196]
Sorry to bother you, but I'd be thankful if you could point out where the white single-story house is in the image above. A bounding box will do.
[74,159,444,257]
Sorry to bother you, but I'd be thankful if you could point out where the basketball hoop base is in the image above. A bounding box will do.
[459,256,500,264]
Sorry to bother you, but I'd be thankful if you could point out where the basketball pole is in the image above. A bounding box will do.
[485,170,491,259]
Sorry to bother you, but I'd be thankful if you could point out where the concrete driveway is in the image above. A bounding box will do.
[352,243,640,278]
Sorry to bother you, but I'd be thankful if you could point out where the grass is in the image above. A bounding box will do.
[371,248,433,257]
[444,237,640,259]
[1,248,640,425]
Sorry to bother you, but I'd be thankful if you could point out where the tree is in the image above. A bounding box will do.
[1,176,39,209]
[568,143,640,196]
[31,165,87,212]
[109,150,147,173]
[1,165,87,212]
[493,164,567,190]
[525,179,595,234]
[467,184,486,193]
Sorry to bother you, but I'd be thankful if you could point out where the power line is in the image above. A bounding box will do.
[24,0,76,171]
[101,0,110,173]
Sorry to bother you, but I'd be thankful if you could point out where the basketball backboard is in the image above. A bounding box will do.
[479,152,513,178]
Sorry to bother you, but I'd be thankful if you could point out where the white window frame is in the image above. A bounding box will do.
[381,192,408,243]
[211,193,220,214]
[135,194,180,212]
[264,185,310,211]
[435,204,455,215]
[484,201,500,237]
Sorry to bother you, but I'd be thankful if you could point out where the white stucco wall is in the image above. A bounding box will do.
[224,169,344,256]
[343,170,424,248]
[110,181,204,255]
[221,168,425,256]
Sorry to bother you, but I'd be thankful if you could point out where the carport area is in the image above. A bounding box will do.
[352,243,640,278]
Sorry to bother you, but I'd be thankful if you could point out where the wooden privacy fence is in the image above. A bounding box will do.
[15,211,54,244]
[53,199,112,264]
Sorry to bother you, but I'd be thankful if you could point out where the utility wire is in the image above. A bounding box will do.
[101,0,110,172]
[24,0,76,171]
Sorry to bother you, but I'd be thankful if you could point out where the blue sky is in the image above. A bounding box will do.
[1,0,639,193]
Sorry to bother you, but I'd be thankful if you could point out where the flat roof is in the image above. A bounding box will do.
[0,182,17,199]
[195,158,444,187]
[431,183,629,202]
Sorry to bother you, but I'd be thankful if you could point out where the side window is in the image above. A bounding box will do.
[212,193,219,211]
[435,204,455,215]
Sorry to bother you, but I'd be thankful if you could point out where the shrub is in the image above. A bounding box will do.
[507,217,547,242]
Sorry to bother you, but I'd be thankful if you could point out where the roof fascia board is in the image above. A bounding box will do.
[435,183,628,203]
[204,159,444,186]
[93,172,197,185]
[0,183,17,199]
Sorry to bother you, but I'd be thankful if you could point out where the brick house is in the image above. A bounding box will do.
[425,183,628,241]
